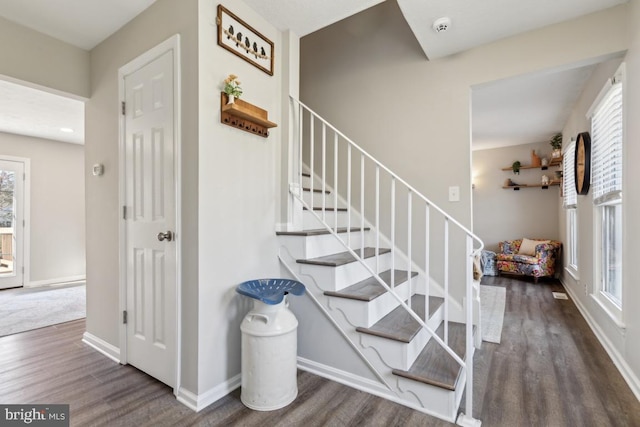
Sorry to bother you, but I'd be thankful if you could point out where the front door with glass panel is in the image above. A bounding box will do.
[0,159,24,289]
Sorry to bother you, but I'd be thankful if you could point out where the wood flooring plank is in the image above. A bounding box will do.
[2,276,640,426]
[324,269,418,301]
[356,295,444,343]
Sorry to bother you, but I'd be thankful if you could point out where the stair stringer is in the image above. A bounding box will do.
[279,248,463,424]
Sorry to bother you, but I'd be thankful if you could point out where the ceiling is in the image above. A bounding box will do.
[0,0,629,148]
[0,80,84,145]
[472,64,597,151]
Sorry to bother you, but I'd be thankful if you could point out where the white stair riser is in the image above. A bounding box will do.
[298,252,393,292]
[359,300,444,370]
[303,210,353,230]
[278,231,368,260]
[303,190,342,208]
[394,373,460,422]
[328,280,414,328]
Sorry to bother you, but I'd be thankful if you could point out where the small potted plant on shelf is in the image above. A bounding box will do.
[550,133,562,158]
[512,160,521,175]
[223,74,243,104]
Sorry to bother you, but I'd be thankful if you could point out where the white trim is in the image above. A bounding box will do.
[25,275,86,288]
[564,267,579,281]
[82,332,121,363]
[176,374,242,412]
[297,357,456,421]
[118,34,182,392]
[0,156,31,288]
[591,292,626,329]
[560,280,640,402]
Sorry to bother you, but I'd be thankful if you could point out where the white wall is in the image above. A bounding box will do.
[473,142,560,251]
[0,132,85,284]
[559,2,640,398]
[197,0,289,394]
[0,16,90,98]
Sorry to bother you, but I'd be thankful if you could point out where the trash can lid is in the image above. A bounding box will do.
[236,278,306,305]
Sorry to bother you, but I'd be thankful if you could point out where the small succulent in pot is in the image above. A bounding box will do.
[512,160,521,175]
[550,133,562,158]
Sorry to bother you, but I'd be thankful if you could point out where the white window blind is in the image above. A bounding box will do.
[591,80,623,205]
[563,141,576,208]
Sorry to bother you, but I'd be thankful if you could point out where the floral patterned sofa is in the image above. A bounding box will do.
[496,238,562,282]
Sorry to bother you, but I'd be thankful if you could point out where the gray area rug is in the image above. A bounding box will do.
[480,285,506,344]
[0,283,86,337]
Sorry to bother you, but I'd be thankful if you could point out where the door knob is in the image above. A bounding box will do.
[157,231,173,242]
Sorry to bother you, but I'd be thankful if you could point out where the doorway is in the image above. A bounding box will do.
[0,157,27,290]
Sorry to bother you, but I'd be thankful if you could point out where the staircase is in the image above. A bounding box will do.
[277,98,484,426]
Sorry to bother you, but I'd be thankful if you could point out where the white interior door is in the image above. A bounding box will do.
[0,159,24,289]
[123,49,176,387]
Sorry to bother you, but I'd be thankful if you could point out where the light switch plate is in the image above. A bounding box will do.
[449,186,460,202]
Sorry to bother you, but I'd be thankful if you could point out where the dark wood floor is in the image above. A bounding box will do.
[1,276,639,426]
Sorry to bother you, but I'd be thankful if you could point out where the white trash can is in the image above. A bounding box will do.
[236,279,306,411]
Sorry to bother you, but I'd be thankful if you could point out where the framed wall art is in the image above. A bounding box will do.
[217,4,274,76]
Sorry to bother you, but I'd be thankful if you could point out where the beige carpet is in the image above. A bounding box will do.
[0,283,85,336]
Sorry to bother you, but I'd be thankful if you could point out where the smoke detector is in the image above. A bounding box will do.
[432,17,451,33]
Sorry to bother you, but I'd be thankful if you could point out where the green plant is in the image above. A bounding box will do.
[550,133,562,150]
[512,160,521,175]
[223,74,243,98]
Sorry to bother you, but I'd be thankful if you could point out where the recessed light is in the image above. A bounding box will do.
[60,127,74,133]
[432,17,451,33]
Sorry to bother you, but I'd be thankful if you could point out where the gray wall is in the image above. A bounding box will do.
[473,142,560,252]
[299,0,629,382]
[0,132,85,284]
[86,0,201,393]
[0,16,89,98]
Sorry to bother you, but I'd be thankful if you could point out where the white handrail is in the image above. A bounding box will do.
[292,97,484,246]
[290,95,484,424]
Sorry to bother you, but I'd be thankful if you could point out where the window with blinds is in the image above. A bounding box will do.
[591,80,623,205]
[563,141,576,208]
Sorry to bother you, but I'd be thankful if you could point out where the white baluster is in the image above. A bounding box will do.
[375,166,380,274]
[444,217,449,346]
[360,153,365,256]
[407,191,412,310]
[322,123,326,222]
[391,178,395,289]
[334,133,338,231]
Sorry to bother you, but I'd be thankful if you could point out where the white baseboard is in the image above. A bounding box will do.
[297,357,453,420]
[176,374,241,412]
[26,275,86,288]
[297,356,391,398]
[82,332,120,363]
[561,280,640,402]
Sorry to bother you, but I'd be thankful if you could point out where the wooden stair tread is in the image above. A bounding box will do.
[303,187,330,194]
[356,295,444,343]
[324,270,417,301]
[303,206,348,212]
[297,247,390,267]
[276,227,370,237]
[302,172,311,177]
[392,322,469,391]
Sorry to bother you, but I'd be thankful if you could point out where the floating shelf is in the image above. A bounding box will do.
[220,92,277,137]
[502,182,561,191]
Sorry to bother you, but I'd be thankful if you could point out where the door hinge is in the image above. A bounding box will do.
[22,219,25,227]
[122,206,127,220]
[121,101,126,116]
[123,310,128,324]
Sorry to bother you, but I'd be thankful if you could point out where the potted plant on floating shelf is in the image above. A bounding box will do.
[550,133,562,158]
[223,74,243,104]
[512,161,521,175]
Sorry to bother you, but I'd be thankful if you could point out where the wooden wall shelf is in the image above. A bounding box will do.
[220,93,277,137]
[503,182,561,191]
